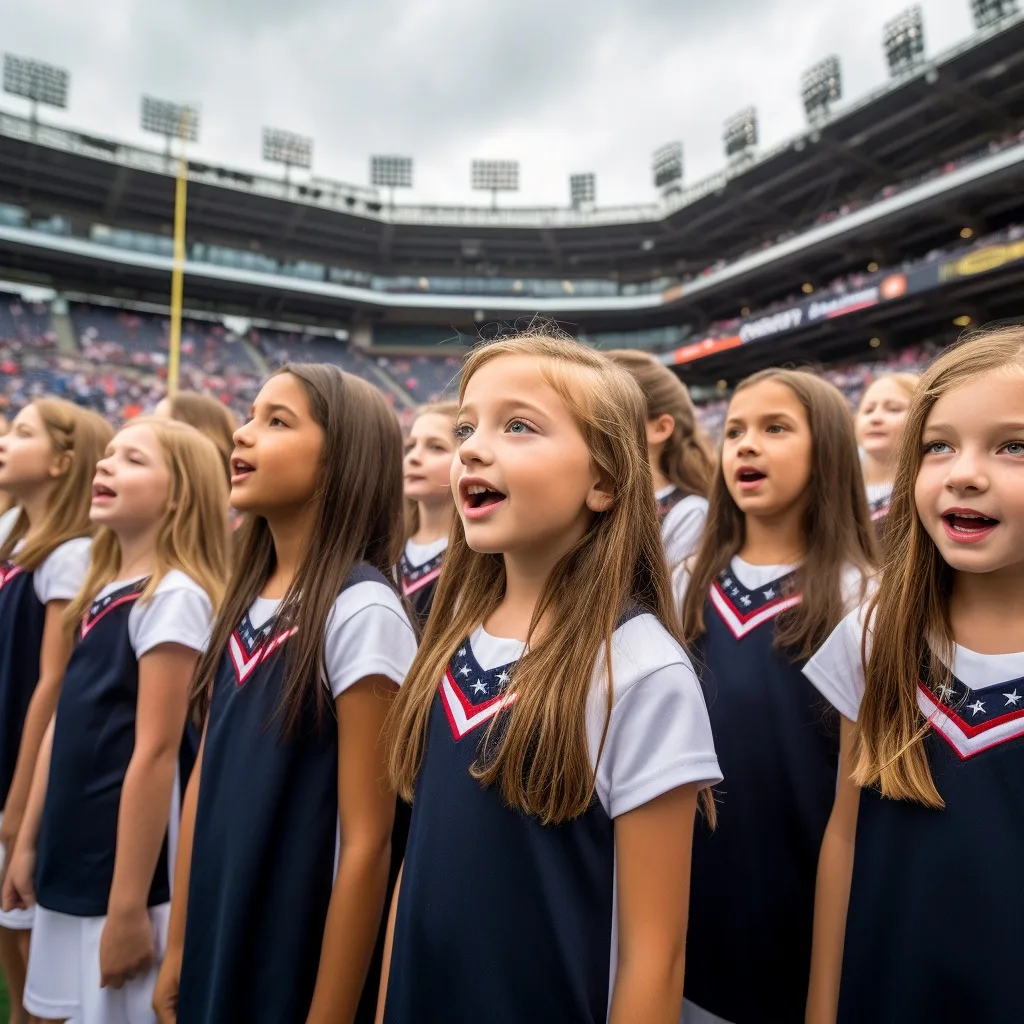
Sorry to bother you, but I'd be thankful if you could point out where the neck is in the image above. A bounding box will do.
[950,567,1024,653]
[115,528,159,580]
[861,450,893,487]
[739,506,807,566]
[649,450,670,492]
[263,505,315,599]
[18,484,56,536]
[413,500,453,543]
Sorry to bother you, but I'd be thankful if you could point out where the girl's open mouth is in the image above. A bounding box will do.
[942,510,998,543]
[231,458,255,485]
[463,483,507,519]
[736,468,767,490]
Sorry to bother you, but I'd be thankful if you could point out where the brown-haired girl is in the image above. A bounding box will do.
[153,365,417,1024]
[400,402,458,634]
[606,350,715,567]
[854,373,918,531]
[3,417,228,1024]
[0,398,111,1021]
[677,369,875,1024]
[805,329,1024,1024]
[379,333,720,1024]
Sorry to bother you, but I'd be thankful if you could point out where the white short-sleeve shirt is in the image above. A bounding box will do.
[657,487,709,570]
[28,538,92,605]
[93,569,214,657]
[466,611,722,818]
[248,577,417,699]
[404,536,448,568]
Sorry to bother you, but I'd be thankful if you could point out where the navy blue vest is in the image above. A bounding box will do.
[399,548,444,636]
[384,636,617,1024]
[839,664,1024,1024]
[685,569,838,1024]
[178,565,387,1024]
[0,562,45,810]
[657,486,685,521]
[35,579,179,917]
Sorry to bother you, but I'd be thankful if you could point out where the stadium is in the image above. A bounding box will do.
[0,4,1021,436]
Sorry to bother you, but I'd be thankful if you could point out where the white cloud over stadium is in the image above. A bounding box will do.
[1,0,977,205]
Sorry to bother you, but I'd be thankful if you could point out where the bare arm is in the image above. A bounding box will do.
[374,863,403,1024]
[806,717,860,1024]
[101,643,196,988]
[306,675,398,1024]
[608,783,700,1024]
[0,600,72,864]
[0,713,56,911]
[153,720,206,1024]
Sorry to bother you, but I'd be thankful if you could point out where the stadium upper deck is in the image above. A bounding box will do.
[0,13,1022,340]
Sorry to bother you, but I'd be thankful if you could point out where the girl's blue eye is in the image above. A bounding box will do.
[923,441,951,455]
[453,424,473,442]
[1003,441,1024,456]
[508,420,531,435]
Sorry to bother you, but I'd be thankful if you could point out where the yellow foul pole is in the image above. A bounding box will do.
[167,117,191,397]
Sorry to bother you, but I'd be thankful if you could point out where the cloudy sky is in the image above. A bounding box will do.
[4,0,977,207]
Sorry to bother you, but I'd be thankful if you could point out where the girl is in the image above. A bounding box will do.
[854,373,918,532]
[154,392,236,483]
[0,398,111,1022]
[805,330,1024,1024]
[379,333,721,1024]
[154,365,418,1024]
[606,350,714,567]
[2,416,228,1024]
[400,402,458,634]
[677,370,875,1024]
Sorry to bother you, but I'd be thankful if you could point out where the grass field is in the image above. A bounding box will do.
[0,974,9,1019]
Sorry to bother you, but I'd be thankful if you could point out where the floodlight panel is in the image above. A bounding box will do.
[471,160,520,192]
[884,6,925,74]
[140,96,199,141]
[971,0,1019,27]
[570,173,596,205]
[724,107,758,157]
[371,155,413,189]
[262,127,314,169]
[801,56,842,115]
[652,142,683,189]
[3,54,68,109]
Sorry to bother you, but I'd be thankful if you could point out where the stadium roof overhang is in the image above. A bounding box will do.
[0,15,1021,280]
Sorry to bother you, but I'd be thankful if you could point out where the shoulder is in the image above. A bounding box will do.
[323,572,417,698]
[130,570,214,657]
[34,537,93,603]
[606,613,693,700]
[802,603,874,722]
[665,494,708,521]
[150,568,211,600]
[839,564,876,614]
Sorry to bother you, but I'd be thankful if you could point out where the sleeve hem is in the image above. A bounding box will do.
[608,757,723,819]
[802,662,860,723]
[135,631,208,659]
[329,656,411,699]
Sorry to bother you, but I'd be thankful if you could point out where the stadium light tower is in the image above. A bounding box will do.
[971,0,1019,28]
[723,107,758,161]
[883,7,926,77]
[471,160,519,210]
[569,172,596,210]
[140,97,201,399]
[370,155,413,210]
[652,142,684,198]
[801,56,842,123]
[262,127,313,184]
[3,54,68,129]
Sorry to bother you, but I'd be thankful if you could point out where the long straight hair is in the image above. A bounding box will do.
[190,365,405,734]
[854,328,1024,806]
[64,418,230,631]
[386,332,705,825]
[0,399,112,570]
[163,391,237,484]
[681,369,876,660]
[404,401,459,540]
[605,349,715,498]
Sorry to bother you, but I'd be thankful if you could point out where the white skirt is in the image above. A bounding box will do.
[24,903,170,1024]
[0,813,34,930]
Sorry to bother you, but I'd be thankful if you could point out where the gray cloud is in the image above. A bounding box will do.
[3,0,974,206]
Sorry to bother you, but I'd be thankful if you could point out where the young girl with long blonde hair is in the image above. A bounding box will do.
[805,329,1024,1023]
[677,369,875,1024]
[400,402,458,634]
[154,365,417,1024]
[2,416,228,1024]
[606,350,715,567]
[378,333,720,1024]
[0,398,111,1023]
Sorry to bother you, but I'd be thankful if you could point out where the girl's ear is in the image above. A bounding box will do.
[646,413,676,446]
[48,450,72,479]
[586,472,614,513]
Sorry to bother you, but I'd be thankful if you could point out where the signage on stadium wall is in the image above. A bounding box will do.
[938,241,1024,281]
